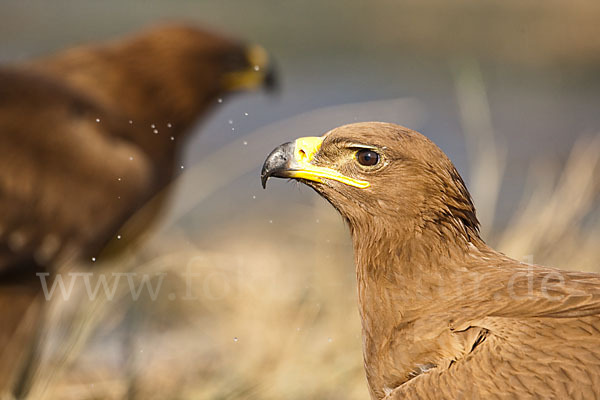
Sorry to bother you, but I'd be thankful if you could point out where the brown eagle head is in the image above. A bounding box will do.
[262,122,479,241]
[34,23,278,134]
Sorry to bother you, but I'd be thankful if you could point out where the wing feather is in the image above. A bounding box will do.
[0,68,153,272]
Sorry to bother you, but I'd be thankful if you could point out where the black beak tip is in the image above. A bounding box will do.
[260,141,294,189]
[261,173,269,189]
[263,63,279,94]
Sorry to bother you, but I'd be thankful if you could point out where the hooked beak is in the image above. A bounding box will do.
[223,44,279,93]
[261,137,370,189]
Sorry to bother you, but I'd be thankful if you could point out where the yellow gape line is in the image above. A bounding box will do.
[290,136,370,189]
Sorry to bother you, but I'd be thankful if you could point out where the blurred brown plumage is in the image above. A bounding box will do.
[262,122,600,399]
[0,23,275,396]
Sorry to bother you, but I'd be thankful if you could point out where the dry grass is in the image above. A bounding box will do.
[15,67,600,400]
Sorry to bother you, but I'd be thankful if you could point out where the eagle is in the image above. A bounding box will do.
[262,122,600,399]
[0,23,275,395]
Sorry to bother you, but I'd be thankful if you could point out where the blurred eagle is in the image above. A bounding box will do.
[0,23,275,394]
[262,122,600,399]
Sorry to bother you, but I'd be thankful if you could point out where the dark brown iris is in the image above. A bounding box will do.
[356,149,380,166]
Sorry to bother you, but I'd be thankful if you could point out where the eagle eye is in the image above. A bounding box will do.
[355,149,380,167]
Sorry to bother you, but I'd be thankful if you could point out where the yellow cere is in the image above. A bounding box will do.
[290,136,370,189]
[294,136,324,162]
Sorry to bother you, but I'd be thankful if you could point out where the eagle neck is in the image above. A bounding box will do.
[350,217,485,318]
[349,218,487,398]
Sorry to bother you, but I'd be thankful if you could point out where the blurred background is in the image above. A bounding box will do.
[2,0,600,399]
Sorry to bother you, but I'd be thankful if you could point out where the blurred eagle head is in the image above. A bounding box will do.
[30,23,278,137]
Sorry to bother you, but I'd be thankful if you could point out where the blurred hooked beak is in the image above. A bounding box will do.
[261,137,370,189]
[223,44,278,92]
